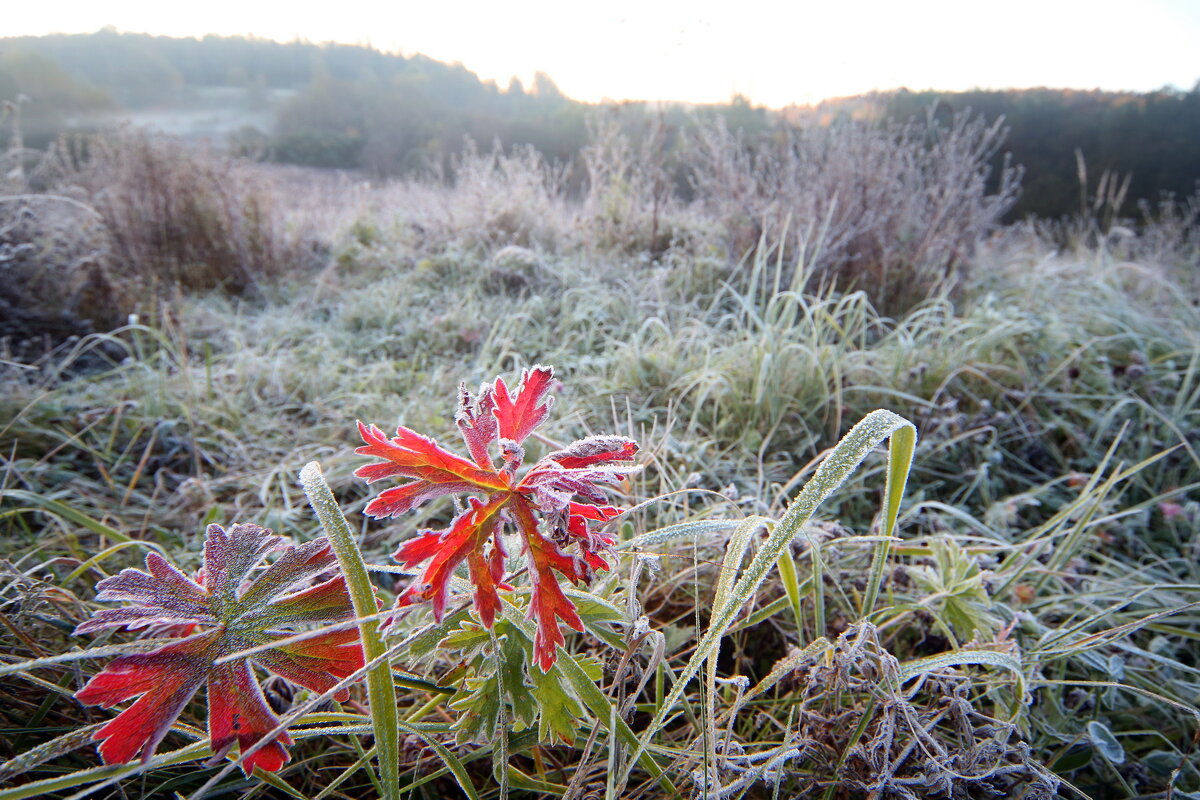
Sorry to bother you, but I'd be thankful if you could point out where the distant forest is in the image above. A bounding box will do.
[3,29,1198,219]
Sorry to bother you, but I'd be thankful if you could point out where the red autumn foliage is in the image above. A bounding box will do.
[74,523,364,773]
[356,365,639,670]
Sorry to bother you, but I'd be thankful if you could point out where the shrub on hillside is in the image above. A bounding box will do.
[49,128,303,296]
[684,110,1022,315]
[2,129,316,357]
[0,193,117,359]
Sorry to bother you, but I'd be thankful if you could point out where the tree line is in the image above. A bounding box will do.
[2,30,1197,219]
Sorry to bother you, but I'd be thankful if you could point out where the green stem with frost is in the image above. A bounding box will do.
[301,461,399,800]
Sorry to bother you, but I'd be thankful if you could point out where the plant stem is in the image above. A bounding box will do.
[301,461,399,800]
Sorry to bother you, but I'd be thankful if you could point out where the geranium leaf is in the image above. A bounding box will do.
[355,422,505,491]
[449,674,502,743]
[491,365,555,444]
[75,634,215,765]
[456,382,499,468]
[75,554,213,634]
[358,365,640,671]
[73,523,365,773]
[547,435,639,469]
[529,667,585,744]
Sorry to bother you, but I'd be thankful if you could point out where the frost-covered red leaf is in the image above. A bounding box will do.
[491,365,555,444]
[358,365,639,670]
[74,523,364,773]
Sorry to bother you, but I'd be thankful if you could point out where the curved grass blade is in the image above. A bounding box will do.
[861,421,915,616]
[622,409,917,787]
[0,490,136,544]
[301,461,399,800]
[899,648,1026,710]
[62,540,165,585]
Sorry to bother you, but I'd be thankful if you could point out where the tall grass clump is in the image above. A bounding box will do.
[46,128,312,297]
[326,106,1018,315]
[685,110,1021,315]
[2,127,319,361]
[1,113,115,356]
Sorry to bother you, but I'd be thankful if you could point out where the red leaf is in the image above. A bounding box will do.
[569,502,622,522]
[255,628,364,702]
[74,523,365,773]
[356,422,506,488]
[547,436,639,469]
[466,525,508,628]
[362,481,472,519]
[491,365,555,444]
[393,494,508,621]
[455,382,498,468]
[76,634,215,764]
[511,498,586,671]
[359,365,639,670]
[207,661,292,773]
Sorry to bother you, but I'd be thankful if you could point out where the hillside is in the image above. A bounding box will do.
[2,31,1199,216]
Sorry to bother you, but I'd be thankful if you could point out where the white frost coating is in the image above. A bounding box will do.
[299,460,402,800]
[619,409,918,789]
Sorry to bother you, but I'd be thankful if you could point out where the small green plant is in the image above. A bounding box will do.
[0,366,655,798]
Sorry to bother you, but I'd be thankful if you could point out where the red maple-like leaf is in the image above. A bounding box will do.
[74,523,365,773]
[356,365,639,670]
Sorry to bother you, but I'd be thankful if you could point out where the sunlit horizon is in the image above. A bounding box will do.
[5,0,1200,108]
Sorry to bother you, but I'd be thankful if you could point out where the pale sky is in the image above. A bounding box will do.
[6,0,1200,107]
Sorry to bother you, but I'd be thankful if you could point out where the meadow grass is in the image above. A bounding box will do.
[1,121,1198,799]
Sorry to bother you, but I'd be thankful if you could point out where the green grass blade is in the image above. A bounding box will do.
[301,461,400,800]
[0,742,211,800]
[0,490,135,544]
[776,546,805,634]
[861,421,915,616]
[62,540,164,584]
[622,409,916,786]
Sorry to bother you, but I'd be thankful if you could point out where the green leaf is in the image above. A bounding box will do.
[449,673,503,743]
[498,599,677,796]
[441,620,494,651]
[1050,744,1092,773]
[407,608,473,658]
[1087,720,1126,764]
[530,665,585,743]
[499,630,538,729]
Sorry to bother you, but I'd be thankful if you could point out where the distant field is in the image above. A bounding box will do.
[64,87,294,141]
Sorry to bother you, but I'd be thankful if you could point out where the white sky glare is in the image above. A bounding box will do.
[6,0,1199,107]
